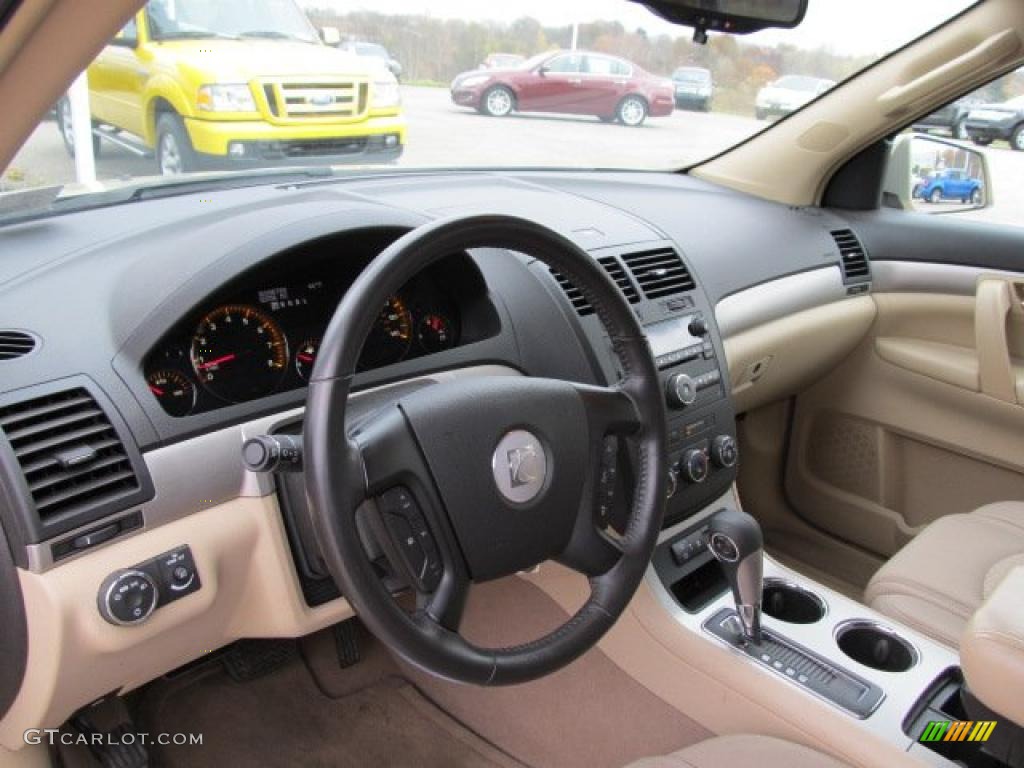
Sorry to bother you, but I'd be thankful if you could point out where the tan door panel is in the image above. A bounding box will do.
[786,291,1024,559]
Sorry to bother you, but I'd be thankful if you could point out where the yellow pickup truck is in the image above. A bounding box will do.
[57,0,406,174]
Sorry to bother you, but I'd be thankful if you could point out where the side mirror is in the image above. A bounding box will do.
[320,26,340,46]
[883,134,992,213]
[537,66,549,77]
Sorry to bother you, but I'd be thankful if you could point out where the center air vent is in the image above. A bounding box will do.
[831,229,871,284]
[549,256,640,317]
[0,331,37,361]
[0,382,152,541]
[621,248,695,298]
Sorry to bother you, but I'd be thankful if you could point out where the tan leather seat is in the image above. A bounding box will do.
[626,734,848,768]
[865,502,1024,649]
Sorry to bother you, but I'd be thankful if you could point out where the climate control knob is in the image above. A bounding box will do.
[711,435,739,468]
[679,449,710,484]
[98,569,158,626]
[666,373,698,408]
[688,315,709,337]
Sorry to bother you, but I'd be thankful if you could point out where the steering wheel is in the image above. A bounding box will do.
[304,214,668,685]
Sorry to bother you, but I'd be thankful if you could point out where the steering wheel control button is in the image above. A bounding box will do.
[594,437,619,524]
[99,570,158,626]
[491,429,548,505]
[680,448,710,484]
[666,373,698,408]
[97,545,202,626]
[711,435,739,468]
[379,488,442,592]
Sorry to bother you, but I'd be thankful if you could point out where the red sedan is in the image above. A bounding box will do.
[451,50,674,127]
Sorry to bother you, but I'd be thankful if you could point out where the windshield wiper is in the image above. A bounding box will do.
[239,30,311,42]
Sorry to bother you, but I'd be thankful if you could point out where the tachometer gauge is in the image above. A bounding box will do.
[359,296,413,369]
[146,370,197,418]
[416,313,456,354]
[294,338,320,381]
[190,304,288,403]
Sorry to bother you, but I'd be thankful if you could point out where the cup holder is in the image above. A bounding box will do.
[835,620,919,673]
[762,579,826,624]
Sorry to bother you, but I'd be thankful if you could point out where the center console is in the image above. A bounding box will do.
[648,499,1002,767]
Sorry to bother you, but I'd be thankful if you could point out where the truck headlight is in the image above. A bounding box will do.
[372,76,401,109]
[197,84,256,113]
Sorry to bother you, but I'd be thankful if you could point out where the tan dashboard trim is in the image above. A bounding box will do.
[0,495,354,749]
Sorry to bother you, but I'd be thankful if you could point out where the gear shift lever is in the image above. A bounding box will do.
[706,508,764,645]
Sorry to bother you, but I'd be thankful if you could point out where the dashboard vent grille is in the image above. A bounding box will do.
[0,388,141,525]
[621,248,695,298]
[0,331,36,361]
[597,256,641,305]
[831,229,871,284]
[549,257,640,317]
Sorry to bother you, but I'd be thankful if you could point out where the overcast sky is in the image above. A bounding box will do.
[303,0,975,56]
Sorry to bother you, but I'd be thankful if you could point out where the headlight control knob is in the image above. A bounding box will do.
[98,569,158,626]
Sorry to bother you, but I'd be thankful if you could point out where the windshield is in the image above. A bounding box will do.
[147,0,318,42]
[2,0,976,224]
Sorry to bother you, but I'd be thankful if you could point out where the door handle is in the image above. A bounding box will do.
[975,276,1024,404]
[568,78,582,85]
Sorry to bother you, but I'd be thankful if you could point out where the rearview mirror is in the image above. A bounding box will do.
[883,134,992,214]
[636,0,808,42]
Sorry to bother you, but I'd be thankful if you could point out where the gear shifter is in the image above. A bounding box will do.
[706,508,764,645]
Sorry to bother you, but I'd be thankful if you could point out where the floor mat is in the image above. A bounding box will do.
[138,655,525,768]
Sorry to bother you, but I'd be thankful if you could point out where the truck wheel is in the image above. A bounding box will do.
[617,95,648,127]
[57,98,101,159]
[481,86,514,117]
[755,108,767,121]
[971,137,992,146]
[929,188,943,204]
[156,113,197,175]
[1011,125,1024,151]
[971,188,983,205]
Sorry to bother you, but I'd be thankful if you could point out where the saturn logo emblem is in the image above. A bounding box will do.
[492,430,547,504]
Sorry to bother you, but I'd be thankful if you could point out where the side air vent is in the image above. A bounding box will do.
[621,248,695,299]
[831,229,871,284]
[0,331,37,361]
[549,257,641,317]
[0,382,152,540]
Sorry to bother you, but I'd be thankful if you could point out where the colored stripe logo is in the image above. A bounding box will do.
[920,721,997,743]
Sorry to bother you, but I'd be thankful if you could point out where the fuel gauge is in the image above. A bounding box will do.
[147,370,197,418]
[417,313,455,354]
[294,338,320,381]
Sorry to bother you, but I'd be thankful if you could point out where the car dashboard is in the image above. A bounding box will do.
[0,168,869,742]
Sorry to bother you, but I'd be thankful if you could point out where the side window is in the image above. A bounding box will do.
[611,59,632,77]
[585,56,613,76]
[112,18,138,46]
[544,55,582,74]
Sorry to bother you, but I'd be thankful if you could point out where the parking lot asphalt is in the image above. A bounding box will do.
[4,85,1024,228]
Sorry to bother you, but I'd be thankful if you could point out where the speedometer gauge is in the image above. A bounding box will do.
[359,296,413,370]
[190,304,288,403]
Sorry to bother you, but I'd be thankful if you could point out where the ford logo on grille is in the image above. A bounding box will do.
[308,93,335,106]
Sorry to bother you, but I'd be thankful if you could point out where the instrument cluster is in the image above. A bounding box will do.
[145,268,462,418]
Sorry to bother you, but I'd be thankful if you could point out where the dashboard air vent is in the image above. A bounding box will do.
[0,387,142,528]
[549,257,640,317]
[621,248,695,298]
[831,229,871,284]
[0,331,36,361]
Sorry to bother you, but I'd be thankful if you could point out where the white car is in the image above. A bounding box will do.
[755,74,835,119]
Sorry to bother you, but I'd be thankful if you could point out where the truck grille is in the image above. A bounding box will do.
[260,79,370,122]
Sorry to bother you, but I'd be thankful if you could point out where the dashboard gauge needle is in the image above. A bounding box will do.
[149,385,165,396]
[297,353,314,363]
[196,353,237,371]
